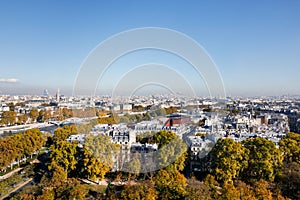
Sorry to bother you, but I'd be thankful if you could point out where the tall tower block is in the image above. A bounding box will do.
[56,88,60,102]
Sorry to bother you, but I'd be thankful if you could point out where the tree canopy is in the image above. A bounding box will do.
[242,137,283,181]
[83,134,120,181]
[279,132,300,164]
[210,138,249,183]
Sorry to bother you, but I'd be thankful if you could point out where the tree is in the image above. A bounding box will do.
[144,111,151,121]
[51,165,68,184]
[210,138,249,183]
[29,108,39,122]
[218,181,241,200]
[10,185,39,200]
[83,151,111,182]
[18,113,28,124]
[52,125,77,144]
[165,107,178,114]
[136,131,156,144]
[198,117,207,127]
[186,177,212,200]
[37,188,55,200]
[154,169,187,199]
[156,136,187,172]
[125,153,141,181]
[132,105,145,112]
[7,102,15,111]
[0,137,17,171]
[23,128,45,158]
[98,114,118,124]
[37,178,88,200]
[38,109,51,122]
[54,178,88,200]
[278,162,300,199]
[242,137,283,181]
[61,107,73,119]
[10,133,25,165]
[121,181,158,200]
[155,108,167,116]
[83,134,119,181]
[234,180,257,200]
[252,180,273,200]
[139,131,187,172]
[48,140,78,178]
[0,128,44,171]
[135,114,142,122]
[1,111,17,125]
[154,130,177,148]
[279,132,300,164]
[204,174,220,199]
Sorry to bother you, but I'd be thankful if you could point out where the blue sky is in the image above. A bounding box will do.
[0,0,299,96]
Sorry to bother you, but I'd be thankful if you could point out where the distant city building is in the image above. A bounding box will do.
[56,88,60,102]
[43,89,49,97]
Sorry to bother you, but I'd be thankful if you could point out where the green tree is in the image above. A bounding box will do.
[242,137,283,181]
[154,130,177,148]
[135,114,142,122]
[125,153,141,181]
[157,136,187,172]
[279,132,300,164]
[52,125,77,144]
[155,108,167,116]
[140,131,187,172]
[210,138,249,183]
[144,111,151,120]
[83,134,119,181]
[48,141,78,178]
[136,131,156,144]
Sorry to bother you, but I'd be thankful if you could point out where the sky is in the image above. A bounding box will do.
[0,0,299,97]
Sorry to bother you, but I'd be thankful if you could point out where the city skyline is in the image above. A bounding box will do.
[0,1,300,96]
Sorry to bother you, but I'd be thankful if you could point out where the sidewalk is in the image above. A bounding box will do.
[0,168,22,180]
[0,178,33,200]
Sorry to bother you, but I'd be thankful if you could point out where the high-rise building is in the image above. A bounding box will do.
[56,88,60,102]
[43,89,49,97]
